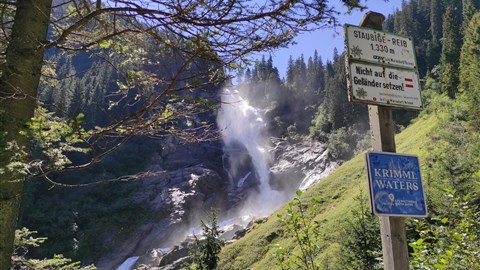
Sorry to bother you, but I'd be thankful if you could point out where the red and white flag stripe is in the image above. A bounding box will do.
[405,77,414,88]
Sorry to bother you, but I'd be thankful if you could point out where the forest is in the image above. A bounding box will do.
[1,0,480,269]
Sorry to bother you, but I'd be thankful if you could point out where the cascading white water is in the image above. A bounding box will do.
[115,256,139,270]
[217,88,285,216]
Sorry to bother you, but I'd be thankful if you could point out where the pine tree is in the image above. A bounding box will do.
[459,12,480,130]
[286,56,295,87]
[440,5,462,98]
[0,1,372,267]
[314,52,326,100]
[389,0,430,75]
[191,210,223,270]
[394,0,410,36]
[384,13,396,32]
[462,0,477,33]
[326,56,348,130]
[325,60,334,78]
[414,0,432,76]
[293,54,307,92]
[427,0,445,69]
[244,68,252,82]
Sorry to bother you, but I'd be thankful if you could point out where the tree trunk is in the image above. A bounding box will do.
[0,1,52,268]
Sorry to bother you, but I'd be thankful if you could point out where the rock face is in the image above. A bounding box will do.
[97,137,229,270]
[104,136,338,270]
[269,138,338,192]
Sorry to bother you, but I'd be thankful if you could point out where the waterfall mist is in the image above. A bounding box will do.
[217,88,287,217]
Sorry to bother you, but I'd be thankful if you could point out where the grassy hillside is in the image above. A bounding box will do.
[218,113,439,269]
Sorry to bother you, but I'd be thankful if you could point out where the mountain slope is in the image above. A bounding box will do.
[218,113,438,269]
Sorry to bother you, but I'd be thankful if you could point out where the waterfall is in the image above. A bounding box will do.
[115,256,139,270]
[217,89,285,216]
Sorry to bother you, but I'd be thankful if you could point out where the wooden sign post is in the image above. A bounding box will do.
[368,107,410,269]
[361,12,410,269]
[344,9,425,268]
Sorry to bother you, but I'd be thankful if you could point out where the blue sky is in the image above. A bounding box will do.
[262,0,403,78]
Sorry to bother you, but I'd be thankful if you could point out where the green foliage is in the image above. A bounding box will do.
[422,97,480,212]
[273,190,324,270]
[1,108,91,180]
[12,228,95,270]
[239,45,372,153]
[410,38,480,266]
[322,124,370,160]
[418,74,447,116]
[459,12,480,130]
[425,0,444,70]
[14,228,47,250]
[309,105,330,141]
[190,210,224,270]
[27,108,90,168]
[440,6,462,98]
[326,128,350,159]
[409,189,480,269]
[218,3,480,264]
[339,192,382,270]
[462,0,477,33]
[385,0,436,75]
[13,2,480,269]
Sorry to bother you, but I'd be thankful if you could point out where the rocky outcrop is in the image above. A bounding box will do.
[269,138,338,192]
[132,217,255,270]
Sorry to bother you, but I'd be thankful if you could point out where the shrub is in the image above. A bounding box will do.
[409,189,480,269]
[273,190,323,270]
[339,192,382,270]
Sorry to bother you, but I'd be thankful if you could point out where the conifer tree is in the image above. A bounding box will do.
[462,0,478,33]
[427,0,445,69]
[459,12,480,130]
[325,60,334,78]
[314,51,326,100]
[440,5,462,98]
[393,0,409,35]
[384,13,395,32]
[244,68,252,82]
[286,56,295,87]
[191,210,223,270]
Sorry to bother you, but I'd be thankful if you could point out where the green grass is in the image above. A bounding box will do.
[218,114,439,270]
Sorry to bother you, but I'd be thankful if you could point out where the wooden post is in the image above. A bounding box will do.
[361,12,410,270]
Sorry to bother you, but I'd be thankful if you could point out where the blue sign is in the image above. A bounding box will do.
[366,152,427,217]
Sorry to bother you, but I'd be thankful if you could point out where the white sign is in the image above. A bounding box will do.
[348,62,422,109]
[345,24,417,70]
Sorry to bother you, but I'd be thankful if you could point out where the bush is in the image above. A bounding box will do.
[326,128,350,159]
[339,192,382,270]
[409,189,480,269]
[273,190,324,270]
